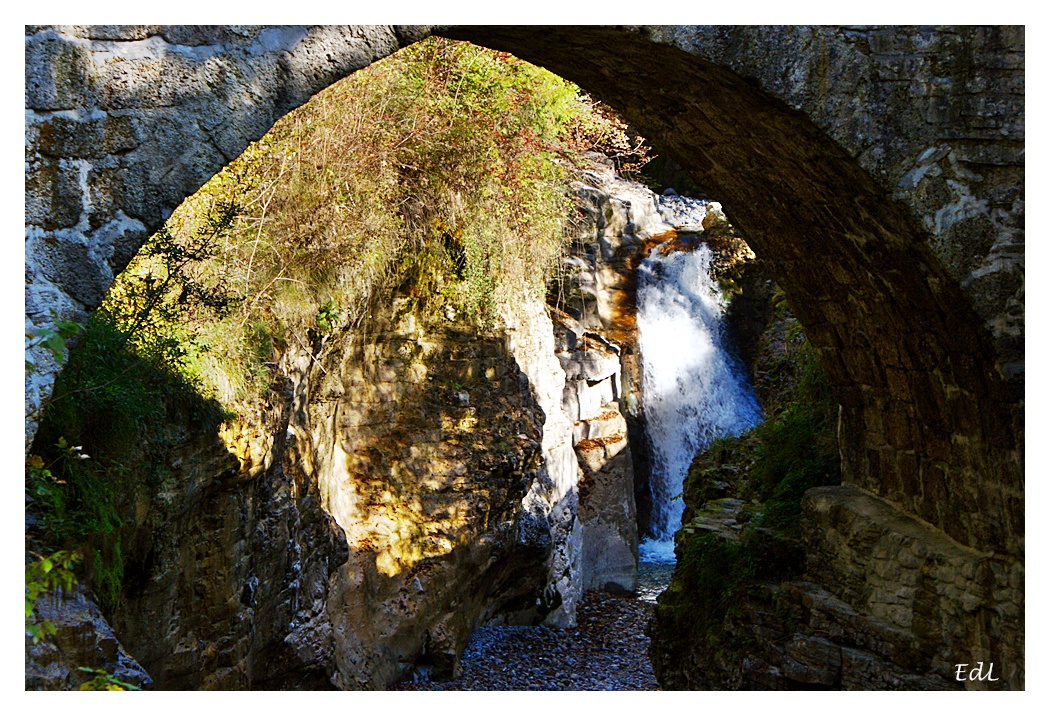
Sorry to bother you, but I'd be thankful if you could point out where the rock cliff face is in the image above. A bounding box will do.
[553,158,672,591]
[104,283,570,690]
[26,164,670,690]
[649,483,1024,690]
[25,587,151,690]
[111,400,347,690]
[293,291,561,688]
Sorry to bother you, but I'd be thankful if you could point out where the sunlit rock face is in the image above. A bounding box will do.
[556,324,638,594]
[91,284,560,690]
[498,297,583,629]
[556,158,662,563]
[293,290,558,688]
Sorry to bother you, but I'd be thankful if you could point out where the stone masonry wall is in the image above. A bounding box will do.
[24,24,429,449]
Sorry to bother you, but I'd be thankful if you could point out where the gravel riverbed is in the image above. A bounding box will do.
[394,561,674,691]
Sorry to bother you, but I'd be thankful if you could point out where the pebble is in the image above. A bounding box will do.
[393,572,672,691]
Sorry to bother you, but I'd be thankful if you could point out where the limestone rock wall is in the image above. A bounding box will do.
[497,297,582,628]
[552,158,676,592]
[294,292,558,687]
[30,281,582,690]
[555,322,637,594]
[573,402,638,594]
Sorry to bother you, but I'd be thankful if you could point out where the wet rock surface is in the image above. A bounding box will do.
[394,587,665,691]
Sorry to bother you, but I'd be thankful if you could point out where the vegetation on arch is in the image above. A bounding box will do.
[159,36,652,398]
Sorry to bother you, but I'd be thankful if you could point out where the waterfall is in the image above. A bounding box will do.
[636,242,763,563]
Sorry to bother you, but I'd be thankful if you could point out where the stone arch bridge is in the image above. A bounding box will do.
[25,25,1024,686]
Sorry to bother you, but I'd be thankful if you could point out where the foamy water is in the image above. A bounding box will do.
[636,244,762,562]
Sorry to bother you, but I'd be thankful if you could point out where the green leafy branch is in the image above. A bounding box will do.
[315,298,341,334]
[76,667,141,691]
[116,200,239,347]
[26,318,85,373]
[25,548,80,644]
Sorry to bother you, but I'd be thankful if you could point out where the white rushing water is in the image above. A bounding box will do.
[636,243,763,563]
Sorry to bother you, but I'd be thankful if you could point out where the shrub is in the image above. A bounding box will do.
[746,334,840,531]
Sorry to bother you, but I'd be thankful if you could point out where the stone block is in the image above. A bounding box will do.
[783,635,841,685]
[574,433,627,475]
[557,345,620,382]
[25,34,96,110]
[572,404,628,444]
[25,157,83,229]
[575,377,614,422]
[34,112,142,159]
[576,438,637,594]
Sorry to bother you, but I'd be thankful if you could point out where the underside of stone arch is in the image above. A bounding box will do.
[25,24,1024,688]
[440,26,1024,558]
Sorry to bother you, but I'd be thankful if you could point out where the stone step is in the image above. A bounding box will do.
[572,403,627,444]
